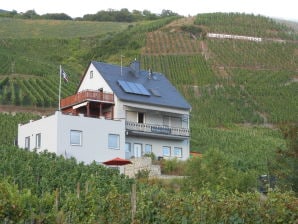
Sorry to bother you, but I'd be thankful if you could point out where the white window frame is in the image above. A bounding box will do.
[162,146,171,157]
[145,144,152,155]
[173,147,182,158]
[125,142,132,159]
[108,134,120,149]
[25,136,30,150]
[70,130,82,146]
[35,133,41,149]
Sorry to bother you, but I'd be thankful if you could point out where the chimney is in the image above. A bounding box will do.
[129,59,140,77]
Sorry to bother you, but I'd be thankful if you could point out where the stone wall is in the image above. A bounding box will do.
[124,157,161,178]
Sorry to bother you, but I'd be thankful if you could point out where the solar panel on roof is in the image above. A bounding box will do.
[135,83,151,95]
[127,81,139,94]
[117,80,150,96]
[118,80,132,93]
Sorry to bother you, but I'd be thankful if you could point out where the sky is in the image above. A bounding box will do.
[1,0,297,21]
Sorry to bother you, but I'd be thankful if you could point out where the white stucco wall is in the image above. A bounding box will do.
[18,114,58,153]
[56,112,125,163]
[125,136,190,161]
[18,111,125,164]
[117,100,190,160]
[116,100,190,129]
[77,63,112,93]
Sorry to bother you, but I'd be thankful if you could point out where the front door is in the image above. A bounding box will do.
[133,143,142,158]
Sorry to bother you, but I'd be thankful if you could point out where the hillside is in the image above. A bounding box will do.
[0,13,297,222]
[0,13,297,175]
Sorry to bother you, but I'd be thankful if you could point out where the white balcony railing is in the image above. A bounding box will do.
[126,121,190,137]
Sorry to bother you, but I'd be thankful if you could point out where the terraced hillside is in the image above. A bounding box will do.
[138,13,297,161]
[0,13,297,173]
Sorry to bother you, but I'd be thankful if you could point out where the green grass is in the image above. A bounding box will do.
[0,17,130,39]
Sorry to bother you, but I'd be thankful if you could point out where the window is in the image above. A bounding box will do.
[70,130,82,146]
[25,136,30,150]
[125,142,132,159]
[145,144,152,154]
[173,147,182,158]
[162,146,171,157]
[35,133,41,148]
[90,70,93,79]
[108,134,120,149]
[138,112,144,123]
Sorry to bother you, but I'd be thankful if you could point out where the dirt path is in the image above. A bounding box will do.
[0,105,56,115]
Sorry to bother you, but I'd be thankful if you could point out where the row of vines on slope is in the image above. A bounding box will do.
[0,145,297,223]
[0,113,39,145]
[0,76,76,107]
[207,39,297,70]
[195,12,297,40]
[143,31,202,55]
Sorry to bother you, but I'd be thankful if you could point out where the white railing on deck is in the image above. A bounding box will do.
[125,121,189,137]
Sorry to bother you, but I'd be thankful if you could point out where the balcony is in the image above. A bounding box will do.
[60,90,114,109]
[126,121,190,140]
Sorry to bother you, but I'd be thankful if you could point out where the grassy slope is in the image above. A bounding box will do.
[0,14,297,174]
[0,17,130,39]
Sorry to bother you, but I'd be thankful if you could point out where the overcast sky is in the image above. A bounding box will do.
[1,0,297,21]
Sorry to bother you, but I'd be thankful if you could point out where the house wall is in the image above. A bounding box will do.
[78,63,112,93]
[126,110,185,128]
[75,63,191,161]
[18,114,58,153]
[18,111,125,164]
[115,100,190,128]
[125,136,189,161]
[116,100,190,161]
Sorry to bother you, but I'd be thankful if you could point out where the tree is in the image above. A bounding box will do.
[19,10,39,19]
[271,123,298,193]
[41,13,72,20]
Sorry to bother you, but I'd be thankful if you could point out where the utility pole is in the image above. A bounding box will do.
[121,55,125,76]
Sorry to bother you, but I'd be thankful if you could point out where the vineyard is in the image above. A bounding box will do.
[207,39,297,70]
[194,12,297,40]
[0,14,296,151]
[0,113,39,145]
[0,13,297,222]
[0,76,76,107]
[142,31,202,55]
[0,145,297,223]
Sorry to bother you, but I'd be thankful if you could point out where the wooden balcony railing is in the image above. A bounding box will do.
[126,121,190,137]
[60,90,114,108]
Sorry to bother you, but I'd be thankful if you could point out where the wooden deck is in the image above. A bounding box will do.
[60,90,114,108]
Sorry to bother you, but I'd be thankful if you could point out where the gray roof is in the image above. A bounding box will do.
[91,61,191,110]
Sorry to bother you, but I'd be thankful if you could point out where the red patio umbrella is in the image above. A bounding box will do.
[102,157,132,166]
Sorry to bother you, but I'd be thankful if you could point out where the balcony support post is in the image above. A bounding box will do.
[99,103,103,117]
[111,105,114,119]
[87,102,90,117]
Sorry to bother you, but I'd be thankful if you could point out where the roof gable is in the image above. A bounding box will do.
[91,61,191,110]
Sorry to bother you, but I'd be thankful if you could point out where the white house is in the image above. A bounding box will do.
[18,60,191,164]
